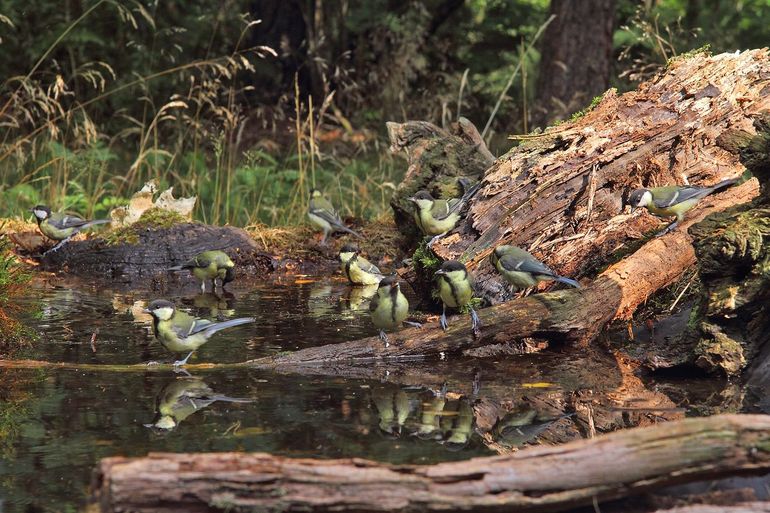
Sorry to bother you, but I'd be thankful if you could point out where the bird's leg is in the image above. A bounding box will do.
[440,304,449,331]
[403,320,422,328]
[173,367,192,377]
[655,219,679,237]
[145,360,160,367]
[173,351,194,367]
[43,235,74,255]
[200,280,206,294]
[320,230,328,246]
[469,307,481,338]
[426,232,447,250]
[379,330,390,348]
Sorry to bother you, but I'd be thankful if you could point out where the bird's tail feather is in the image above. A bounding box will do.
[712,178,740,192]
[204,317,255,335]
[336,223,362,238]
[83,219,111,228]
[167,265,186,271]
[449,177,483,215]
[209,395,255,404]
[555,276,581,288]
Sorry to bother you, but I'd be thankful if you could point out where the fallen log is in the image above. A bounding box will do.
[247,180,758,365]
[91,414,770,513]
[389,50,770,305]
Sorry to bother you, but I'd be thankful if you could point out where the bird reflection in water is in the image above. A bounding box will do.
[146,376,253,431]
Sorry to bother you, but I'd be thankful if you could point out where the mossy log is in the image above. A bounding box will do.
[391,50,770,305]
[239,181,758,365]
[38,222,273,281]
[91,414,770,513]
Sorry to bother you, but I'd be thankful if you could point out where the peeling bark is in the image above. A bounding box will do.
[91,414,770,513]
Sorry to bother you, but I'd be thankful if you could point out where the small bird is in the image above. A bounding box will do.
[490,245,580,290]
[30,205,110,254]
[308,188,361,244]
[339,243,384,285]
[409,179,480,245]
[146,377,253,431]
[370,275,413,347]
[144,299,254,367]
[168,250,236,294]
[434,260,481,335]
[627,179,738,235]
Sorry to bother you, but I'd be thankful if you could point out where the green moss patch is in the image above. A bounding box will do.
[102,208,188,246]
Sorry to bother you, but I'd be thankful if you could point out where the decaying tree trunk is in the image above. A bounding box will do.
[247,179,757,365]
[37,223,273,280]
[91,414,770,513]
[390,50,770,306]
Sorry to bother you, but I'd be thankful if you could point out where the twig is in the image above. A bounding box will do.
[669,273,696,312]
[90,329,99,353]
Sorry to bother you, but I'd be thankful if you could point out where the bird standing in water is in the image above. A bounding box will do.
[30,205,110,254]
[338,243,384,285]
[168,250,236,294]
[627,178,738,236]
[308,189,361,244]
[490,245,580,291]
[144,299,254,367]
[434,260,481,336]
[370,275,414,347]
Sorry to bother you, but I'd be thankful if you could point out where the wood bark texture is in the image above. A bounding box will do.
[412,50,770,304]
[247,179,757,366]
[92,414,770,513]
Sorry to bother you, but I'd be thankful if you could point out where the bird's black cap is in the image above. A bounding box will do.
[31,205,51,214]
[626,188,649,208]
[411,190,434,201]
[147,299,175,311]
[340,243,359,253]
[440,260,467,272]
[379,275,399,288]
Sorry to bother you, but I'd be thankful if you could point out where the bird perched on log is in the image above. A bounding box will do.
[434,260,481,336]
[409,178,481,246]
[30,205,110,254]
[338,243,384,285]
[308,188,361,244]
[146,377,253,431]
[627,178,738,235]
[144,299,254,367]
[168,250,235,294]
[490,245,580,290]
[369,275,418,347]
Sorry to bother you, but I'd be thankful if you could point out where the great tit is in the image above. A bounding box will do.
[408,179,480,245]
[146,377,253,431]
[627,178,738,235]
[168,250,235,294]
[144,299,254,367]
[369,275,412,347]
[339,243,384,285]
[308,189,361,244]
[30,205,110,253]
[490,245,580,290]
[416,391,446,440]
[371,387,412,436]
[434,260,481,336]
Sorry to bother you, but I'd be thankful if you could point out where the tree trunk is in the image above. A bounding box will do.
[91,414,770,513]
[245,177,758,367]
[533,0,616,126]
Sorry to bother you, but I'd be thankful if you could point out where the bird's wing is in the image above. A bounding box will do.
[310,198,343,225]
[187,318,216,336]
[48,213,91,230]
[191,253,214,268]
[369,291,381,312]
[498,253,556,277]
[429,199,455,221]
[651,186,709,208]
[357,256,382,275]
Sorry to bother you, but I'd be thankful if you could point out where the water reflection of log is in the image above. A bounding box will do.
[92,414,770,513]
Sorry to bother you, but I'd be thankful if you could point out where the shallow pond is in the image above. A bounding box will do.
[0,275,752,512]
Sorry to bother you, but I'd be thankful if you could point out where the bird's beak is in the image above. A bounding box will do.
[435,270,446,276]
[28,208,34,213]
[630,206,637,214]
[142,308,151,314]
[408,197,417,203]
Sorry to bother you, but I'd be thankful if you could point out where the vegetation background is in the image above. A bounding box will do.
[0,0,768,228]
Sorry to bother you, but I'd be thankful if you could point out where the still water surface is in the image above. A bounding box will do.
[0,275,743,512]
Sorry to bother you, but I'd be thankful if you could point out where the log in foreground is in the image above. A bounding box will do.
[92,414,770,513]
[251,180,758,366]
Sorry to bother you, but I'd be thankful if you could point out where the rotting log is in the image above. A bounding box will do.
[244,180,758,365]
[36,223,274,281]
[91,414,770,513]
[390,50,770,304]
[653,506,770,513]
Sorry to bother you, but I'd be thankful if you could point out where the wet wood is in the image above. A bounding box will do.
[245,180,758,366]
[654,505,770,513]
[38,223,273,280]
[407,50,770,303]
[92,414,770,513]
